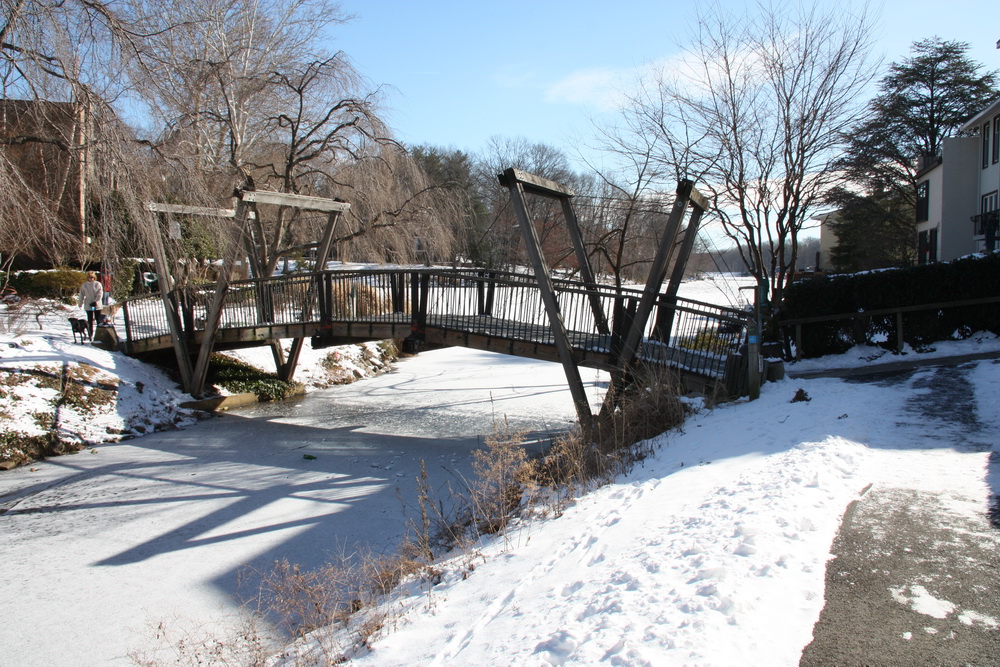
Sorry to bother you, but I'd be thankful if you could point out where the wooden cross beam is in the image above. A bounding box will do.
[146,202,238,218]
[240,190,351,213]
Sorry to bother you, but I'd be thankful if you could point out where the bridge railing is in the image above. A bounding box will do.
[118,268,747,377]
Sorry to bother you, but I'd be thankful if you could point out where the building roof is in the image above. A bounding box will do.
[915,155,943,179]
[961,96,1000,132]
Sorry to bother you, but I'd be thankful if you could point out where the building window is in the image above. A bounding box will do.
[982,192,999,251]
[918,228,939,265]
[984,121,992,168]
[915,180,929,222]
[994,115,1000,164]
[984,191,999,215]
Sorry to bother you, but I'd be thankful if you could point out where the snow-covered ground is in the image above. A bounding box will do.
[281,354,999,666]
[1,274,998,665]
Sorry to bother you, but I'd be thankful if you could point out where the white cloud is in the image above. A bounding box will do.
[544,67,623,111]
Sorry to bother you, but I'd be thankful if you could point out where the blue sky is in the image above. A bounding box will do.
[332,0,1000,166]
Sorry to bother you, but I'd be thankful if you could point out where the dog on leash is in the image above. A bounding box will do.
[69,317,91,343]
[101,301,122,324]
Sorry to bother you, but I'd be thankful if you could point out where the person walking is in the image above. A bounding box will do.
[78,271,104,339]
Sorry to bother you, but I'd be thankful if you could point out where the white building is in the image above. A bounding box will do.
[913,96,1000,264]
[914,137,979,263]
[962,98,1000,253]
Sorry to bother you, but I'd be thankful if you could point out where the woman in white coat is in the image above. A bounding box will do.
[77,271,104,338]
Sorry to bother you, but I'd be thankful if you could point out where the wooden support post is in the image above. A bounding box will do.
[416,273,430,335]
[747,290,761,401]
[500,168,593,425]
[148,213,194,392]
[269,339,286,378]
[122,301,133,344]
[280,339,303,382]
[476,272,486,315]
[283,209,344,382]
[655,192,707,339]
[189,200,253,396]
[313,210,342,271]
[390,273,404,313]
[559,198,609,335]
[485,273,496,316]
[896,311,904,353]
[610,181,695,383]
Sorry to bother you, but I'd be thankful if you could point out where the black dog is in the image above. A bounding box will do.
[69,317,91,343]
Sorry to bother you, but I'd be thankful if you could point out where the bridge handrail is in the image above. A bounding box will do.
[117,267,748,378]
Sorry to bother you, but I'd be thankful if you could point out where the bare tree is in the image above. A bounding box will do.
[135,0,349,172]
[0,0,162,269]
[134,0,460,274]
[607,2,877,307]
[578,115,689,287]
[323,144,459,266]
[249,55,393,274]
[472,136,582,271]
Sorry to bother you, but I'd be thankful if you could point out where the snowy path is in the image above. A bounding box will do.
[0,349,605,666]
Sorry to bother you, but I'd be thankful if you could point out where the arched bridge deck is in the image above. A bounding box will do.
[117,268,747,391]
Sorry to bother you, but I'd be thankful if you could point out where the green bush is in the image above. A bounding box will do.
[206,354,303,401]
[7,269,87,301]
[678,328,729,352]
[781,253,1000,357]
[112,259,139,298]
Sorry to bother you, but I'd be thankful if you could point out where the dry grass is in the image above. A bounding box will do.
[128,616,270,667]
[328,282,392,318]
[538,363,686,490]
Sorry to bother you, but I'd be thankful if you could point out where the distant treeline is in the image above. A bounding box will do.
[689,237,821,277]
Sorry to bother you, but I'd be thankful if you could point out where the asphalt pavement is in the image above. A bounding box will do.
[800,361,1000,666]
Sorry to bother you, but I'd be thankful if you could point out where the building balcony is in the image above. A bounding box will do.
[972,209,999,251]
[972,209,999,236]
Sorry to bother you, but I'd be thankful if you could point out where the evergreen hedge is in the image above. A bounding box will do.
[781,253,1000,358]
[7,269,87,301]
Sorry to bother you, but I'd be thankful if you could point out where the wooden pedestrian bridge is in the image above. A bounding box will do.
[123,169,750,423]
[117,268,748,401]
[119,268,745,377]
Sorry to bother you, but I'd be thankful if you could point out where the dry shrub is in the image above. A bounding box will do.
[128,616,269,667]
[592,365,685,456]
[394,423,545,557]
[255,559,356,638]
[469,421,538,534]
[359,549,428,599]
[539,364,686,489]
[248,545,435,660]
[328,282,391,318]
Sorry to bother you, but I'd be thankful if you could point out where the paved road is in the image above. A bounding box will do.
[801,362,1000,666]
